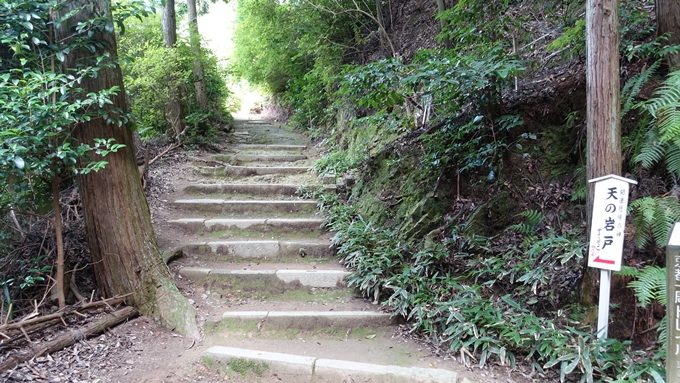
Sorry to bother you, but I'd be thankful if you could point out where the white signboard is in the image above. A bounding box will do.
[587,175,637,271]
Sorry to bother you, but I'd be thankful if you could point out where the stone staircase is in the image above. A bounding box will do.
[161,119,472,382]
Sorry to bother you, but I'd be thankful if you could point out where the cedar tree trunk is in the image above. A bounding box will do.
[657,0,680,68]
[187,0,209,110]
[54,0,199,338]
[162,0,185,141]
[581,0,622,306]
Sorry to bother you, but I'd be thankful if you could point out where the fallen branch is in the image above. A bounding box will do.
[0,306,137,372]
[147,142,180,167]
[147,125,188,167]
[0,295,130,334]
[0,318,61,349]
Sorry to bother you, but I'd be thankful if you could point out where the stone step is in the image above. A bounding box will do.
[235,144,307,151]
[195,165,311,177]
[214,310,395,331]
[182,240,334,259]
[179,267,349,289]
[169,217,325,233]
[183,183,334,197]
[204,347,461,383]
[213,154,308,163]
[172,199,318,215]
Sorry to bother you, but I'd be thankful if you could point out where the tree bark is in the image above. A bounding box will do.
[162,0,185,141]
[656,0,680,68]
[51,172,65,309]
[434,0,446,30]
[187,0,209,110]
[53,0,199,339]
[162,0,178,46]
[581,0,621,306]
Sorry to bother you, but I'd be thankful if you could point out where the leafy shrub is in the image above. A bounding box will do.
[0,0,132,312]
[319,193,665,381]
[118,15,232,141]
[314,151,363,176]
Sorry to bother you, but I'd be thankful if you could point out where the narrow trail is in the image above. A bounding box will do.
[154,119,491,382]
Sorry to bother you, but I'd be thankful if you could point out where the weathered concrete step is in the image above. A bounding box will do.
[213,154,308,163]
[182,240,334,259]
[183,183,334,197]
[204,347,461,383]
[216,311,395,330]
[179,267,349,288]
[169,217,325,233]
[173,199,318,214]
[235,144,307,151]
[196,165,311,177]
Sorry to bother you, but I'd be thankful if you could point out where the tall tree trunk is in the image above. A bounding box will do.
[53,0,199,339]
[187,0,209,110]
[162,0,178,46]
[656,0,680,68]
[434,0,446,30]
[162,0,185,141]
[581,0,621,306]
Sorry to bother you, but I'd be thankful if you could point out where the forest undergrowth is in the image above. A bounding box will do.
[0,0,233,321]
[234,0,680,381]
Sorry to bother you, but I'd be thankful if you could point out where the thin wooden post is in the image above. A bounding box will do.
[596,269,611,338]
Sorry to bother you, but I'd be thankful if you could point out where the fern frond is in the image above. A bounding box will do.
[507,209,543,235]
[630,197,658,248]
[627,266,666,307]
[658,197,680,245]
[622,60,660,117]
[617,265,641,278]
[658,44,680,59]
[644,69,680,118]
[665,142,680,178]
[630,196,680,248]
[633,129,665,169]
[520,209,543,226]
[656,105,680,144]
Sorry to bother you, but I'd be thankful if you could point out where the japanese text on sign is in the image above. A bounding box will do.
[587,176,636,271]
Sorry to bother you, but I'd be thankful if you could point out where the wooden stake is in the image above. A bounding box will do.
[596,269,611,339]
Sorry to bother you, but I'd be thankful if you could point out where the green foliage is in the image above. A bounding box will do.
[342,48,523,121]
[629,69,680,178]
[437,0,516,52]
[547,18,585,56]
[0,0,134,312]
[118,14,232,141]
[233,0,385,129]
[314,151,362,176]
[320,193,664,381]
[507,209,544,236]
[620,265,667,307]
[630,196,680,248]
[619,264,668,358]
[0,1,128,211]
[641,69,680,144]
[621,60,660,117]
[233,0,351,92]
